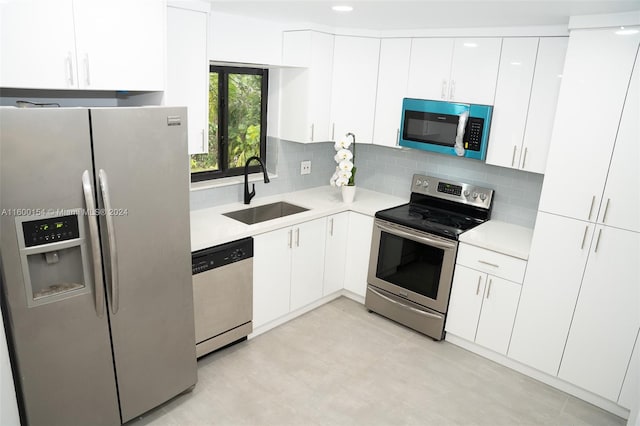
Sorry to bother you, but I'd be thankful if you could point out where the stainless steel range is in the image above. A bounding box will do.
[366,174,494,340]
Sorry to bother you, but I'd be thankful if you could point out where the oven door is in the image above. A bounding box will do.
[368,219,457,314]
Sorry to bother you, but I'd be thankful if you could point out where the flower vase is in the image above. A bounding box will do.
[341,185,356,203]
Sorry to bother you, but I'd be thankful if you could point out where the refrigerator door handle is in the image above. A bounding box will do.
[98,169,119,315]
[82,170,105,317]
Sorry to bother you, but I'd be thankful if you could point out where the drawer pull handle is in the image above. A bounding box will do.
[478,260,499,268]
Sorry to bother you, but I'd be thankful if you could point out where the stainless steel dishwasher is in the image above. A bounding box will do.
[191,237,253,358]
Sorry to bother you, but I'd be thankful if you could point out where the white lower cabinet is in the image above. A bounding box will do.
[253,217,326,328]
[253,227,292,328]
[446,244,524,355]
[618,330,639,410]
[323,213,349,296]
[290,218,327,311]
[343,212,374,298]
[508,211,593,375]
[558,225,640,402]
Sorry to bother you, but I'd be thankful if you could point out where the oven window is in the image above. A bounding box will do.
[376,231,443,300]
[404,111,458,146]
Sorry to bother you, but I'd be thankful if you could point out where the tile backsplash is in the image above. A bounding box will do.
[190,138,543,228]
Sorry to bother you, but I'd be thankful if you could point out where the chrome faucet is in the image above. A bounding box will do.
[244,156,270,204]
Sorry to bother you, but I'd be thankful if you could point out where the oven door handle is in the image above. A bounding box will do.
[375,221,457,251]
[369,287,443,320]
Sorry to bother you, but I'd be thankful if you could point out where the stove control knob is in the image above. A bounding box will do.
[415,179,422,186]
[463,190,470,197]
[479,193,487,201]
[422,181,429,187]
[472,192,478,199]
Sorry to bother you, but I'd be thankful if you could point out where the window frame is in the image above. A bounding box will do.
[191,65,269,182]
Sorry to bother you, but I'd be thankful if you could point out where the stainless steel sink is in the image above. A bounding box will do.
[222,201,309,225]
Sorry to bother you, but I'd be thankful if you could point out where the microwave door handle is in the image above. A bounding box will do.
[376,221,456,251]
[454,110,468,156]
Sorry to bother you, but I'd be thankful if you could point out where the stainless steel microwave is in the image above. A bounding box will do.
[399,98,493,160]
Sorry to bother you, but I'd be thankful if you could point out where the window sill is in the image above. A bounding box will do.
[190,172,278,191]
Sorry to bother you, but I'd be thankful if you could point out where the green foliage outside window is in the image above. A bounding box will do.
[191,67,266,178]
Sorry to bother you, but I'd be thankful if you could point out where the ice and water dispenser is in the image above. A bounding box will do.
[16,213,91,306]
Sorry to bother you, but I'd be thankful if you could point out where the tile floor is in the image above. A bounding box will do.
[130,297,626,426]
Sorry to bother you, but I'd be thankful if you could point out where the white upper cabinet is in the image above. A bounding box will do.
[372,38,411,148]
[166,6,209,154]
[0,0,165,91]
[486,38,539,170]
[330,36,380,144]
[0,0,77,89]
[73,0,164,91]
[407,38,454,101]
[598,56,639,233]
[449,38,502,105]
[486,37,568,174]
[519,37,568,173]
[558,225,640,402]
[538,28,640,222]
[407,38,502,105]
[279,31,334,143]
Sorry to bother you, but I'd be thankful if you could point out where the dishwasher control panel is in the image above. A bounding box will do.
[192,237,254,275]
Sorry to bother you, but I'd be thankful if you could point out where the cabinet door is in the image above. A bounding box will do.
[618,329,639,410]
[372,38,411,148]
[330,36,380,143]
[558,226,640,401]
[598,57,639,233]
[0,0,77,89]
[486,38,539,170]
[166,6,208,154]
[323,213,349,296]
[73,0,165,91]
[343,213,373,297]
[445,265,486,342]
[508,212,594,375]
[290,218,327,311]
[449,38,502,104]
[538,29,640,221]
[280,31,334,143]
[407,38,454,101]
[475,276,521,355]
[253,228,292,328]
[520,37,568,174]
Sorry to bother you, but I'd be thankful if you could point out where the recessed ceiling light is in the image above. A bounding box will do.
[615,26,639,35]
[463,42,478,48]
[510,61,522,66]
[332,5,353,12]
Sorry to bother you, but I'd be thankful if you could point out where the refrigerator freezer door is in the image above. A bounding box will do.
[90,107,197,422]
[0,108,120,425]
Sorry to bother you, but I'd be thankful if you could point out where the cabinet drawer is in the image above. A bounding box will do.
[457,243,526,283]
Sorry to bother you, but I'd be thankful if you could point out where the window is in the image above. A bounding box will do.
[191,66,268,181]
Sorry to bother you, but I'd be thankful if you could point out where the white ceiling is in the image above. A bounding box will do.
[209,0,640,30]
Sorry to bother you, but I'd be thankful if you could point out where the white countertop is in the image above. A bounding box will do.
[459,220,534,260]
[190,186,407,251]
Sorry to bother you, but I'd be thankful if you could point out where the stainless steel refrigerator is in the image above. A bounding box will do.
[0,107,197,425]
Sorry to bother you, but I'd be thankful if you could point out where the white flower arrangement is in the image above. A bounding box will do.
[330,133,356,187]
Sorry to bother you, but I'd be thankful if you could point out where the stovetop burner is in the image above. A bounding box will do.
[375,175,494,240]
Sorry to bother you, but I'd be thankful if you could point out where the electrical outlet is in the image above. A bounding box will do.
[300,160,311,175]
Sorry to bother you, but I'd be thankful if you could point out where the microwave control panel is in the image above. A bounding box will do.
[463,118,484,152]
